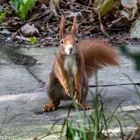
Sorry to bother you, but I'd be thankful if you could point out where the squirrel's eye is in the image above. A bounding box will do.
[75,39,78,44]
[60,40,64,45]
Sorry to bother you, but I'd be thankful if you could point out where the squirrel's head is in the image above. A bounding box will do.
[59,16,79,55]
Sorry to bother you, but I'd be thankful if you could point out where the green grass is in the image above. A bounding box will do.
[64,71,116,140]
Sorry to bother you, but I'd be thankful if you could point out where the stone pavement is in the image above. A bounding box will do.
[0,43,140,140]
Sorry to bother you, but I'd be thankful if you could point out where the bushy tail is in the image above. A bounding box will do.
[79,39,119,78]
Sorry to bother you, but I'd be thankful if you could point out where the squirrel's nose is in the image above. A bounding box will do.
[69,48,73,54]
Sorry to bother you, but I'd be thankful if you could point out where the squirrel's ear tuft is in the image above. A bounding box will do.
[71,16,78,35]
[59,15,65,39]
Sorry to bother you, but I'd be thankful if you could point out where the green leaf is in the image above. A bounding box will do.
[130,19,140,38]
[0,12,6,23]
[94,0,115,17]
[29,36,37,45]
[20,0,33,19]
[9,0,20,13]
[10,0,37,19]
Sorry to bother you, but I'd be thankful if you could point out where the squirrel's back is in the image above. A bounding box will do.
[78,38,119,78]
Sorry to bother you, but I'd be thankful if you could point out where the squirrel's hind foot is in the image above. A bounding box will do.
[76,101,93,110]
[43,102,60,112]
[84,105,93,110]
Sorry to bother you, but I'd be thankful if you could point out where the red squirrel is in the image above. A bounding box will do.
[43,16,119,112]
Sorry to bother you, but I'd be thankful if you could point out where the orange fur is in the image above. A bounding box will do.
[79,39,119,77]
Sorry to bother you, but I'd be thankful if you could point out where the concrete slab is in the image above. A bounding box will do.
[19,48,140,86]
[19,48,56,82]
[0,49,12,64]
[0,44,140,140]
[0,65,41,95]
[0,85,139,140]
[90,55,140,86]
[19,48,56,64]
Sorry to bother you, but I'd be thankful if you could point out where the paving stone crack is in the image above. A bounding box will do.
[89,83,140,87]
[25,66,45,87]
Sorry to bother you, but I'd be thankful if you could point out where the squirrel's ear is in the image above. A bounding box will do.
[71,16,78,35]
[59,15,65,39]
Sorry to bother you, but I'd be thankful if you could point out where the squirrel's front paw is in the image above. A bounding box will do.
[43,103,58,112]
[84,105,93,110]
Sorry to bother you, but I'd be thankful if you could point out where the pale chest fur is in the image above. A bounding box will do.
[64,55,78,78]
